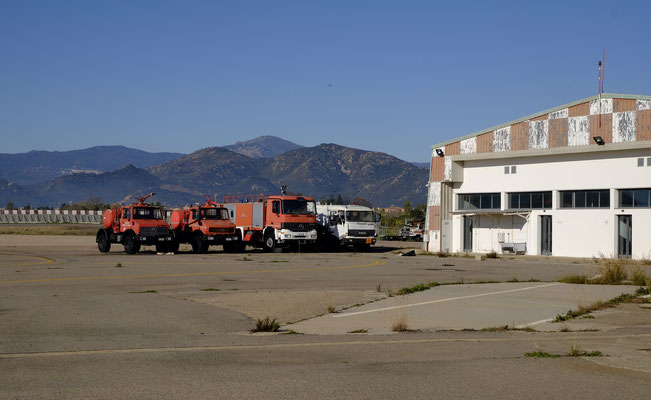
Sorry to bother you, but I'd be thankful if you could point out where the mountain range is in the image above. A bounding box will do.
[0,137,428,207]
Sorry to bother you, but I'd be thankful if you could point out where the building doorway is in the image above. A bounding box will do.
[463,216,473,252]
[540,215,552,255]
[617,215,632,258]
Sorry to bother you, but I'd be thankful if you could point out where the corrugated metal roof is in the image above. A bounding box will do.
[431,93,651,149]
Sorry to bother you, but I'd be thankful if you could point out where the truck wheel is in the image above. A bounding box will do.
[97,230,111,253]
[192,234,207,254]
[354,243,371,252]
[155,243,168,253]
[124,234,140,255]
[168,241,179,253]
[264,232,276,252]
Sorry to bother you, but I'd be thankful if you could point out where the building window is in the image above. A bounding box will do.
[619,188,651,208]
[504,166,509,174]
[638,158,644,167]
[458,193,501,210]
[559,190,610,208]
[508,191,552,209]
[511,166,517,174]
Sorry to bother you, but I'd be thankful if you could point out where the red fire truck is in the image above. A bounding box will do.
[223,192,318,251]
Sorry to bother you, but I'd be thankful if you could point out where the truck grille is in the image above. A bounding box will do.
[348,229,375,237]
[209,227,235,233]
[139,226,170,236]
[281,222,316,232]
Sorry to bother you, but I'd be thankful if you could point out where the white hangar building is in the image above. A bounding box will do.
[424,93,651,259]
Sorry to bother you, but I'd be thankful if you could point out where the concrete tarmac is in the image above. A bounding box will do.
[1,234,650,399]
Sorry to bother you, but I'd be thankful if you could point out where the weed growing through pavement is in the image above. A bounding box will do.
[568,344,603,357]
[392,314,410,332]
[524,351,560,358]
[486,251,498,259]
[554,291,650,322]
[130,290,157,294]
[251,316,280,333]
[558,274,589,284]
[348,329,368,334]
[629,264,647,286]
[395,282,439,295]
[115,263,123,268]
[200,288,220,291]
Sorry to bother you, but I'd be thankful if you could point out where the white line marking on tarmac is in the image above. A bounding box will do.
[515,318,555,329]
[332,283,562,318]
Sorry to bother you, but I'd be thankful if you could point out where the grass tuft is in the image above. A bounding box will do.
[130,289,157,294]
[629,264,647,286]
[395,282,439,295]
[594,256,627,284]
[200,288,220,291]
[251,316,280,333]
[348,329,368,334]
[114,263,123,268]
[391,316,410,332]
[524,351,559,358]
[486,251,498,259]
[568,344,603,357]
[558,274,588,284]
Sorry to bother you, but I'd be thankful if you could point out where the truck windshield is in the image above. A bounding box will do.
[282,199,316,215]
[133,207,163,220]
[200,207,229,220]
[345,211,374,222]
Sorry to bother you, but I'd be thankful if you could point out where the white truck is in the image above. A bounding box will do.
[316,204,381,251]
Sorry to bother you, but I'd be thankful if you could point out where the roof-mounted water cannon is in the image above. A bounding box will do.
[281,185,287,195]
[203,194,220,207]
[137,193,155,205]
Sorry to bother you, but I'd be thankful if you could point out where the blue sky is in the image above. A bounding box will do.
[1,1,650,161]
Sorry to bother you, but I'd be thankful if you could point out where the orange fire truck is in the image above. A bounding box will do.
[169,197,240,253]
[223,191,318,251]
[96,193,173,254]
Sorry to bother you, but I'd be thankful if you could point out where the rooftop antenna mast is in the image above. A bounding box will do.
[598,49,605,127]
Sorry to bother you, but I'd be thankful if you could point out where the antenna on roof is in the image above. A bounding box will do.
[597,49,605,128]
[598,49,605,95]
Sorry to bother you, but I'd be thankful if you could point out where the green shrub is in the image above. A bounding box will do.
[559,274,588,284]
[252,316,280,332]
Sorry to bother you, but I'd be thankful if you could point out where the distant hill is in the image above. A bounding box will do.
[410,161,430,169]
[0,146,184,185]
[29,165,199,207]
[224,135,303,158]
[1,141,427,208]
[260,144,428,206]
[0,179,46,207]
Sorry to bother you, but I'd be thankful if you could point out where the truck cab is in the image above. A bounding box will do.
[316,204,380,251]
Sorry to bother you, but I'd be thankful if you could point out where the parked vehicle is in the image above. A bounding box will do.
[96,193,174,254]
[169,197,240,253]
[399,218,424,241]
[316,204,381,251]
[223,189,317,251]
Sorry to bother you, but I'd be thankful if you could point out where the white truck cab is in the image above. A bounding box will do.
[316,204,381,250]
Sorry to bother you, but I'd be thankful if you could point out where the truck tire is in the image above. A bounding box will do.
[155,243,168,253]
[124,234,140,255]
[97,230,111,253]
[168,241,179,253]
[264,232,276,252]
[192,234,208,254]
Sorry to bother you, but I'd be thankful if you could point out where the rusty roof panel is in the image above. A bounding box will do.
[613,98,636,113]
[636,109,651,142]
[549,118,568,148]
[511,121,529,151]
[476,132,493,153]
